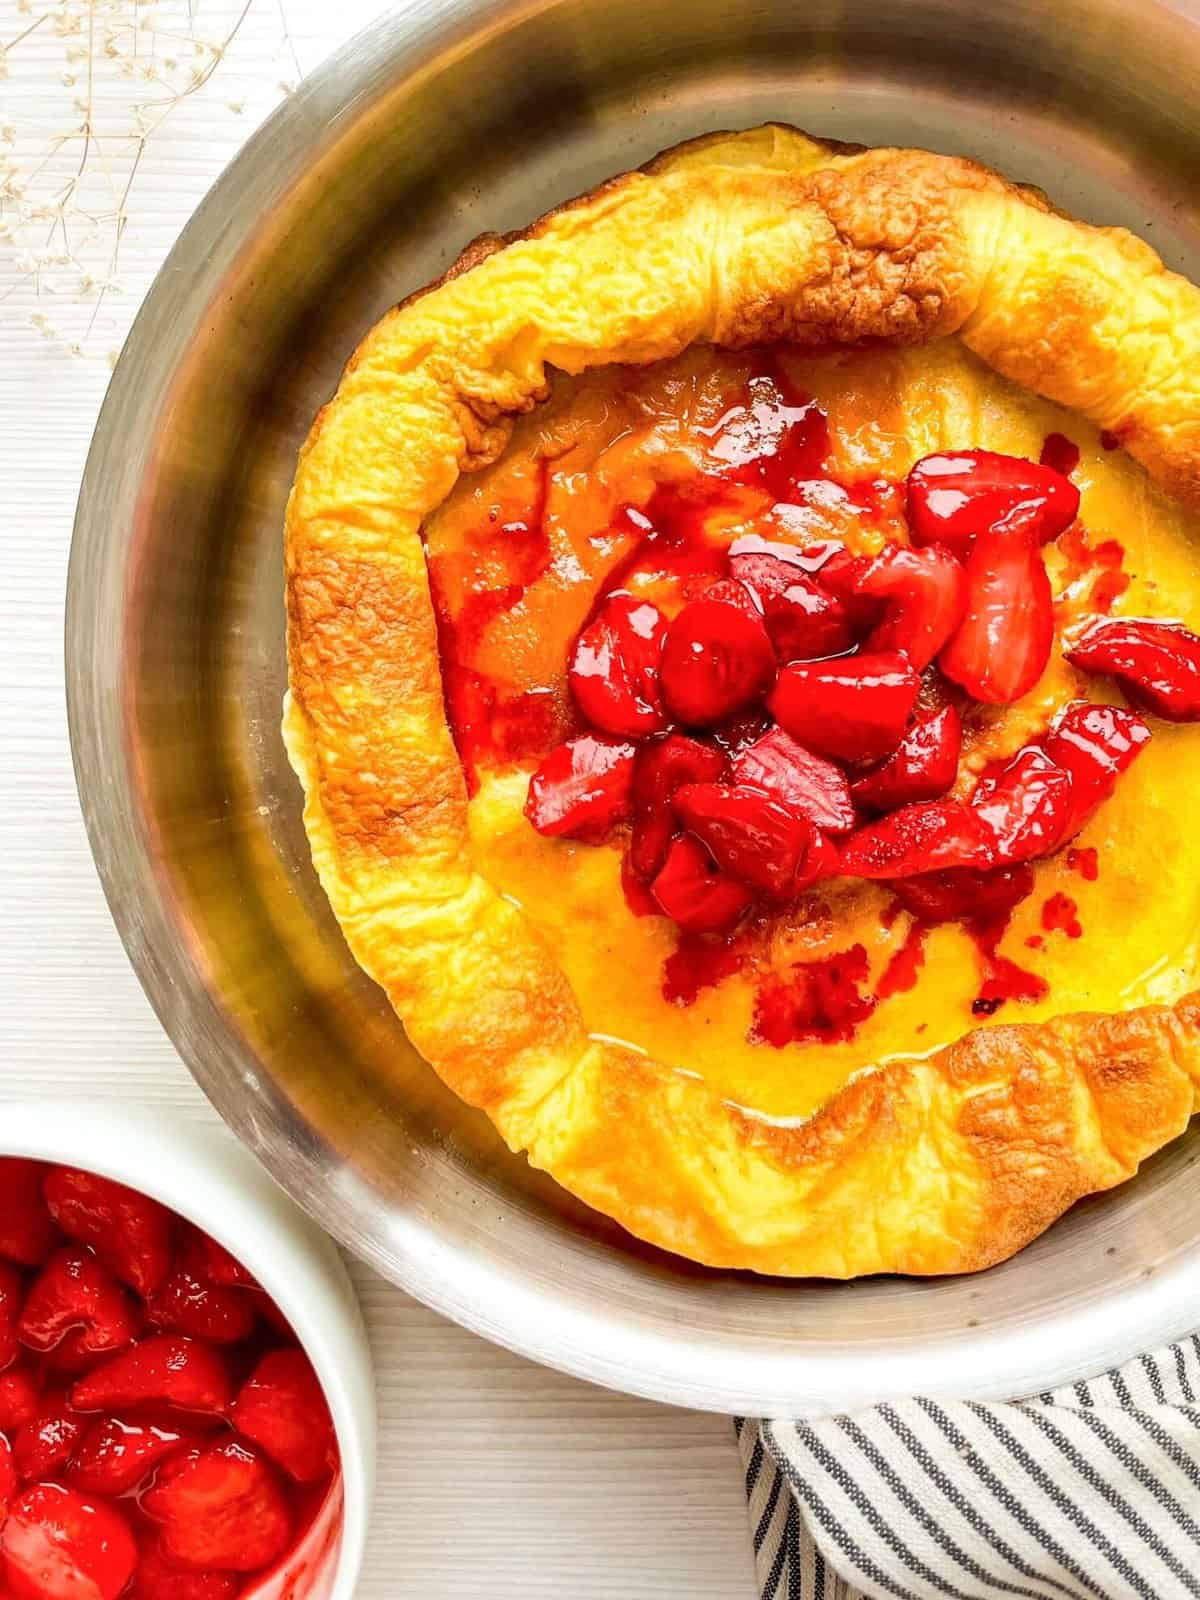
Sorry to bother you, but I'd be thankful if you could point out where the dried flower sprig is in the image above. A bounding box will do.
[0,0,298,365]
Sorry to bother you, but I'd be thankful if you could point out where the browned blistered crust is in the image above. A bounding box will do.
[284,124,1200,1277]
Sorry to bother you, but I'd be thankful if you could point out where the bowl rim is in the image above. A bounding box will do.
[0,1100,373,1600]
[65,0,1200,1416]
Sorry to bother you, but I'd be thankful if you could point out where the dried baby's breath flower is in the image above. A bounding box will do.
[1,1,301,361]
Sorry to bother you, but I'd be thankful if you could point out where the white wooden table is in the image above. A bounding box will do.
[0,2,757,1593]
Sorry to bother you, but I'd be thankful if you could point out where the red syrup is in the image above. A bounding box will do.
[750,944,876,1047]
[1067,845,1099,882]
[1099,429,1123,452]
[702,356,831,500]
[1054,524,1129,618]
[875,920,928,999]
[1040,432,1081,477]
[1042,891,1083,939]
[662,933,746,1006]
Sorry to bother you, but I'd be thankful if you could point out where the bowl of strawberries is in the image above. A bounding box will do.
[0,1102,374,1600]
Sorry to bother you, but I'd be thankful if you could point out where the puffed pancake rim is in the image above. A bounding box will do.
[284,124,1200,1278]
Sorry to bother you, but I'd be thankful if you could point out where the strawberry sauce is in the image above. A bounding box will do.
[0,1160,338,1600]
[1042,891,1083,939]
[751,945,876,1046]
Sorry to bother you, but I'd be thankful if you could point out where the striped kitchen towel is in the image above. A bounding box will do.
[737,1334,1200,1600]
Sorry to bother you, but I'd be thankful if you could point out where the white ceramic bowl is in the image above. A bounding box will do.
[0,1099,375,1600]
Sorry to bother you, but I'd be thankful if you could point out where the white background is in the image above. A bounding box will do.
[0,1,757,1593]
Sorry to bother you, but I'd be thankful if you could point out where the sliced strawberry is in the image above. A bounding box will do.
[892,864,1035,924]
[858,543,967,669]
[177,1229,259,1292]
[729,537,860,661]
[731,727,856,834]
[12,1395,86,1482]
[1066,618,1200,722]
[632,733,727,809]
[971,747,1072,864]
[1042,700,1152,840]
[850,704,962,813]
[839,800,997,879]
[768,651,920,764]
[146,1269,256,1346]
[568,593,668,737]
[627,810,678,882]
[939,524,1053,704]
[673,782,836,899]
[43,1167,172,1298]
[1,1482,136,1600]
[70,1334,231,1418]
[230,1348,336,1486]
[18,1249,139,1371]
[0,1433,14,1513]
[524,735,637,840]
[0,1366,42,1434]
[131,1543,238,1600]
[659,597,776,725]
[906,450,1080,555]
[70,1413,200,1497]
[142,1439,292,1573]
[649,836,754,933]
[0,1263,23,1375]
[812,547,890,634]
[0,1160,58,1269]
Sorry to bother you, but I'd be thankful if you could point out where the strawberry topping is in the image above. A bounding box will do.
[650,836,753,934]
[2,1482,136,1600]
[1066,617,1200,722]
[939,521,1053,703]
[43,1169,172,1299]
[906,449,1080,555]
[525,735,637,840]
[231,1348,336,1486]
[768,652,920,764]
[850,704,962,813]
[659,597,776,725]
[858,543,967,668]
[142,1439,292,1573]
[839,800,997,879]
[1042,700,1152,840]
[18,1250,139,1371]
[0,1163,58,1270]
[731,727,856,835]
[568,593,668,736]
[971,746,1073,864]
[673,783,836,899]
[70,1334,231,1418]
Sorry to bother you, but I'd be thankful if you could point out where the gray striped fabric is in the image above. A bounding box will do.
[736,1336,1200,1600]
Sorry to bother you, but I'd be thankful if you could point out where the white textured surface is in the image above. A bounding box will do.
[0,2,757,1594]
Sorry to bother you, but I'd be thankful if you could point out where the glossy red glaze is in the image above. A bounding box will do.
[703,363,830,498]
[1067,617,1200,721]
[729,535,855,661]
[43,1170,172,1300]
[2,1482,137,1600]
[769,651,919,765]
[940,522,1053,704]
[18,1249,139,1371]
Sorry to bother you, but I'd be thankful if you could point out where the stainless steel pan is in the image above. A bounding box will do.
[67,0,1200,1414]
